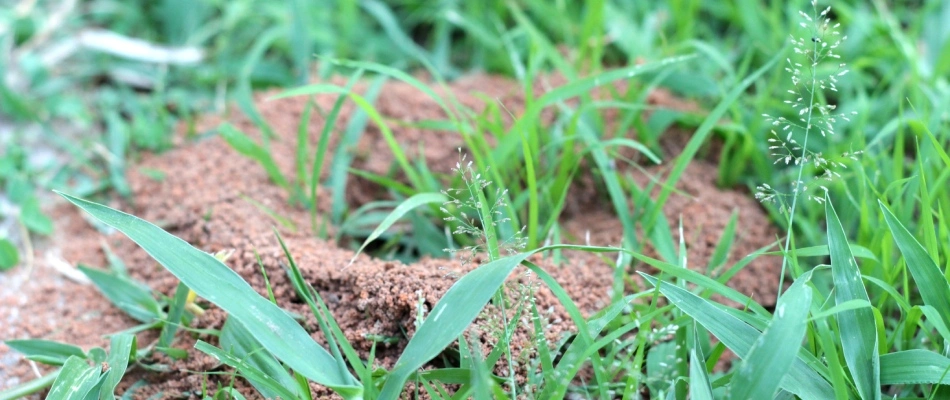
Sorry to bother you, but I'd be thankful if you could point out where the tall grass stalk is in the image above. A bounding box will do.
[756,0,858,302]
[441,153,526,398]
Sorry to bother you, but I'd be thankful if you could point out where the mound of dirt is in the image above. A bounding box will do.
[0,72,779,398]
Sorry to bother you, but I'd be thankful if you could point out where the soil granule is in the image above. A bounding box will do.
[0,72,779,398]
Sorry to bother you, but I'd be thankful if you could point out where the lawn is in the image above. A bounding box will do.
[1,0,949,399]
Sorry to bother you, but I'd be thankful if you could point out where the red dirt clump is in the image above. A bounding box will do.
[0,72,779,398]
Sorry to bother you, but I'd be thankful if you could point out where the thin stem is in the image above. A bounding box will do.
[776,35,820,304]
[464,165,514,396]
[0,369,59,400]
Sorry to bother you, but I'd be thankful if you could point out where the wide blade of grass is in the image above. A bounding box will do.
[349,192,447,265]
[0,238,18,270]
[99,333,136,400]
[880,350,950,384]
[195,340,299,400]
[689,350,714,400]
[377,244,619,399]
[46,356,100,400]
[918,305,950,344]
[640,273,835,399]
[377,251,535,399]
[4,339,86,366]
[689,325,714,400]
[880,200,950,325]
[729,273,812,399]
[807,299,873,322]
[826,194,880,400]
[58,192,362,399]
[0,371,59,400]
[216,317,300,400]
[78,265,163,323]
[158,282,189,349]
[633,252,769,316]
[525,262,647,399]
[275,230,373,396]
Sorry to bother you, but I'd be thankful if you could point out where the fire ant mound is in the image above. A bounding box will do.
[0,72,779,397]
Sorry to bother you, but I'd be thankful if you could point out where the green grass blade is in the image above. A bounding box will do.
[158,282,190,349]
[359,0,441,74]
[309,70,364,230]
[272,83,350,99]
[689,327,714,400]
[523,260,635,400]
[0,238,18,270]
[218,123,290,190]
[908,117,950,169]
[287,0,311,84]
[218,317,300,400]
[58,192,362,399]
[346,93,424,189]
[274,230,368,385]
[689,349,714,400]
[378,244,618,399]
[919,305,950,344]
[707,209,738,272]
[826,194,880,400]
[78,265,163,323]
[520,128,539,249]
[0,370,59,400]
[314,59,453,118]
[235,26,284,139]
[194,340,299,400]
[529,299,554,378]
[641,273,835,399]
[295,99,313,200]
[880,350,950,385]
[46,356,100,400]
[99,333,136,400]
[348,192,447,265]
[729,274,812,400]
[103,111,131,197]
[4,339,86,366]
[329,77,386,224]
[530,55,694,256]
[813,314,850,400]
[764,244,878,261]
[535,296,657,399]
[880,200,950,325]
[633,252,769,316]
[378,251,535,399]
[807,299,873,322]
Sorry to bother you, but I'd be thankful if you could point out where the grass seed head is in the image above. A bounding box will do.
[755,1,861,212]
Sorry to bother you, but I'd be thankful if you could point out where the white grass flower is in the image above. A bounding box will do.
[755,2,863,303]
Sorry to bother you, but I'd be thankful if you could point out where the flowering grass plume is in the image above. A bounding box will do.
[755,1,861,298]
[441,149,526,267]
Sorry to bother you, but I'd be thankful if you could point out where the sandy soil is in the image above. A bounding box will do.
[0,72,779,398]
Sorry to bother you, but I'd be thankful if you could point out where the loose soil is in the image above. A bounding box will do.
[0,72,780,398]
